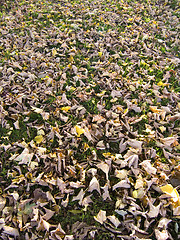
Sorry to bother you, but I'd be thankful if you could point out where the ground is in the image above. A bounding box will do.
[0,0,180,239]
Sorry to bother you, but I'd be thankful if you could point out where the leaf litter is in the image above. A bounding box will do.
[0,0,179,239]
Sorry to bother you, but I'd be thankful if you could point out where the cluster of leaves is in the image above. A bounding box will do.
[0,0,180,239]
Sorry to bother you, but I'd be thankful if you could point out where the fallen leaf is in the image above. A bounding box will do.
[3,226,19,237]
[50,223,66,238]
[75,125,85,137]
[34,135,44,144]
[112,180,131,190]
[52,49,57,56]
[147,201,161,218]
[97,162,109,180]
[14,148,34,165]
[157,218,171,229]
[155,229,169,240]
[61,106,71,112]
[94,210,106,224]
[107,215,121,228]
[36,216,51,231]
[140,160,157,175]
[115,169,128,180]
[31,106,43,113]
[132,188,145,199]
[0,197,6,211]
[135,175,144,189]
[88,176,101,194]
[160,184,180,207]
[101,183,112,201]
[72,189,85,205]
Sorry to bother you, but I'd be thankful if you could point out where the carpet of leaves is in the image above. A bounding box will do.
[0,0,180,239]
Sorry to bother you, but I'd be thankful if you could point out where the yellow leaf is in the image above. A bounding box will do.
[159,126,166,133]
[70,86,76,91]
[132,190,138,199]
[160,184,180,207]
[96,90,106,97]
[84,143,89,151]
[117,106,123,112]
[69,55,74,63]
[98,52,103,57]
[157,81,166,87]
[34,135,43,144]
[124,108,128,114]
[150,106,161,113]
[132,188,145,199]
[61,106,71,112]
[102,152,111,157]
[128,18,133,22]
[52,49,57,57]
[49,152,57,158]
[75,126,85,137]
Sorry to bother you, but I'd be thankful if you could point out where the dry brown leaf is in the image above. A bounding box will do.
[155,229,169,240]
[97,162,109,180]
[112,180,131,190]
[107,215,121,228]
[94,210,107,224]
[140,160,157,175]
[88,176,101,194]
[3,226,19,237]
[36,216,51,231]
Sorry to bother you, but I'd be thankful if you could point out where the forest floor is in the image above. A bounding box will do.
[0,0,180,239]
